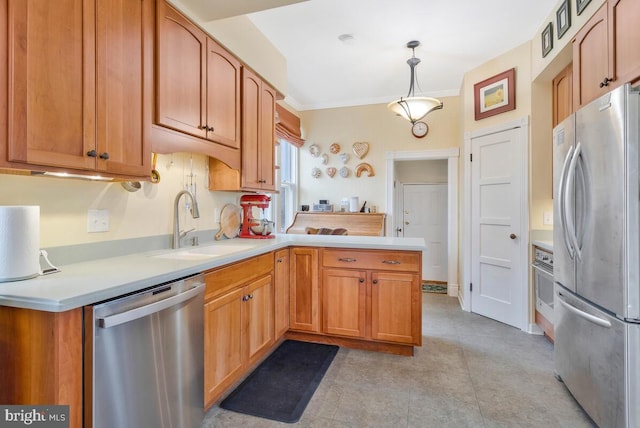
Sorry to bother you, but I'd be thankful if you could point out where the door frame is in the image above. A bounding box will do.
[385,148,459,297]
[463,116,531,332]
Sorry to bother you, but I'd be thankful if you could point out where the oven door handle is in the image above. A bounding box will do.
[557,292,611,328]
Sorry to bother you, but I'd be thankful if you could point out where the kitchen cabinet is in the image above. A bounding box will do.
[6,0,152,178]
[274,248,290,339]
[289,247,320,332]
[0,307,83,428]
[552,63,573,127]
[573,0,640,108]
[155,1,241,151]
[241,67,277,191]
[321,249,422,346]
[203,254,274,408]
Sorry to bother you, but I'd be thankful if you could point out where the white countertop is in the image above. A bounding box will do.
[0,235,425,312]
[532,240,553,252]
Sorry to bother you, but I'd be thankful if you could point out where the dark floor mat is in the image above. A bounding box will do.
[219,340,338,423]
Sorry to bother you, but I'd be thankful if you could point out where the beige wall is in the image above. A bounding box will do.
[395,160,448,184]
[0,153,239,248]
[297,96,461,212]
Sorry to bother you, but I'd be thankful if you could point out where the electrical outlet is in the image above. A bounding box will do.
[214,208,221,223]
[543,211,553,226]
[88,209,109,233]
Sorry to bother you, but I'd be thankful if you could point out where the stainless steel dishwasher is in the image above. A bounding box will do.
[89,274,205,428]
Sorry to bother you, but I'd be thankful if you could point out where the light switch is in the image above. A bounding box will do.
[543,211,553,226]
[88,209,109,233]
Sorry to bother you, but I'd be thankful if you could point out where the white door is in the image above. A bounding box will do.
[403,184,448,282]
[471,128,524,328]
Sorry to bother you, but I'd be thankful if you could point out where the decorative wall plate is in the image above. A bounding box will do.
[311,167,321,178]
[355,162,375,177]
[339,166,350,178]
[339,153,350,164]
[352,142,369,159]
[309,144,320,157]
[321,153,329,164]
[326,167,337,177]
[329,143,341,154]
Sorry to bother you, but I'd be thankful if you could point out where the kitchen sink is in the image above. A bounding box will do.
[150,243,255,260]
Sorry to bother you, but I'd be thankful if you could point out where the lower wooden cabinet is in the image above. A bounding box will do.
[203,254,274,408]
[274,248,290,339]
[289,247,320,332]
[321,261,421,346]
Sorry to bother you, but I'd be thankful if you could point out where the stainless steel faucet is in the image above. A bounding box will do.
[173,190,200,249]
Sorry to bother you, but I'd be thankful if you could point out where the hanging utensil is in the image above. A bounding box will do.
[151,153,161,183]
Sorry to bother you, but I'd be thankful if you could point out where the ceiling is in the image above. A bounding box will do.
[188,0,558,112]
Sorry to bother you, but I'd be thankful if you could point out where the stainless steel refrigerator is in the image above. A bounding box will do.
[553,83,640,428]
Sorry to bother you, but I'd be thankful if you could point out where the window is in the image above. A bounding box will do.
[274,139,298,233]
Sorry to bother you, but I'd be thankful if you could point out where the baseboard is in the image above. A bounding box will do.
[447,283,459,297]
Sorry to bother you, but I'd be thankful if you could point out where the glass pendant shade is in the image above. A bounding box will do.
[387,96,443,123]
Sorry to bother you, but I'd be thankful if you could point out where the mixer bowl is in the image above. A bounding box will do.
[250,220,273,236]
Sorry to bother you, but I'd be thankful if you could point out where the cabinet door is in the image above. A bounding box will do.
[7,0,97,170]
[259,82,276,190]
[274,249,290,339]
[322,269,367,338]
[241,67,262,189]
[289,247,320,332]
[206,38,241,149]
[204,287,244,407]
[573,5,610,109]
[95,0,151,176]
[371,271,420,345]
[552,63,573,127]
[156,1,207,139]
[245,275,274,366]
[609,0,640,86]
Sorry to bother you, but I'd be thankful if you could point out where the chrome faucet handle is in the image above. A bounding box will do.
[179,228,195,240]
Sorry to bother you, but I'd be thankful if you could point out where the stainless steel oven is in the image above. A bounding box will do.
[532,247,554,323]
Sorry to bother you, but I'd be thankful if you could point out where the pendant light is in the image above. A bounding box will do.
[387,41,443,124]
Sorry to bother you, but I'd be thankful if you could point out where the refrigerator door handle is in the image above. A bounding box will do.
[565,142,582,261]
[557,292,612,328]
[558,145,575,258]
[575,151,591,252]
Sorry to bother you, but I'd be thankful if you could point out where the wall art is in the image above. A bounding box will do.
[474,68,516,121]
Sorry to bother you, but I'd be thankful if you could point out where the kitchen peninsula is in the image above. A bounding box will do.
[0,234,424,427]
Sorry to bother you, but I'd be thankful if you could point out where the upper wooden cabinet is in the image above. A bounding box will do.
[241,67,277,192]
[6,0,152,177]
[155,2,240,150]
[573,0,640,108]
[553,63,573,127]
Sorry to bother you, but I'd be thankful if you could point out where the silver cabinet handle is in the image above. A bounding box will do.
[338,257,357,262]
[382,260,401,265]
[97,282,204,328]
[557,293,611,328]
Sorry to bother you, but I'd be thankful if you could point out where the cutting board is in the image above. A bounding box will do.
[215,204,241,240]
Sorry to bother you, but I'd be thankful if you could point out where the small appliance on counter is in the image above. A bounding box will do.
[239,194,275,239]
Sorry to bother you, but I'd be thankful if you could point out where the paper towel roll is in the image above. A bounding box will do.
[349,196,359,213]
[0,206,40,282]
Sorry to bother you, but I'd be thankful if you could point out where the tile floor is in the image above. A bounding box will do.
[201,293,596,427]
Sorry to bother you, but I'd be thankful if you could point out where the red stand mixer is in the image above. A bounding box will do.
[239,194,275,239]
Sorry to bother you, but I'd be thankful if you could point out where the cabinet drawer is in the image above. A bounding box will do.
[204,253,273,300]
[322,249,420,272]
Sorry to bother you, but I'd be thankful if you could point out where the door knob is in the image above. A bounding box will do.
[510,233,517,240]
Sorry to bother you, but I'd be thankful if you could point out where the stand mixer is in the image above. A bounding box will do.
[239,194,275,239]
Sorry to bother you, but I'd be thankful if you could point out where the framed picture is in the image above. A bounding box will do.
[576,0,591,15]
[556,0,571,39]
[542,22,553,58]
[474,68,516,121]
